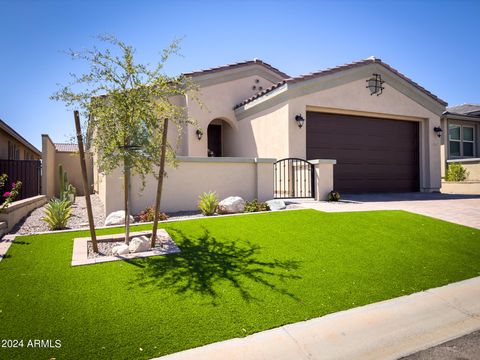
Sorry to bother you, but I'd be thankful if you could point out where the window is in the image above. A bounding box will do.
[449,124,475,158]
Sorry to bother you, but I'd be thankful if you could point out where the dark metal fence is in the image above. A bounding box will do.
[274,158,314,199]
[0,160,41,201]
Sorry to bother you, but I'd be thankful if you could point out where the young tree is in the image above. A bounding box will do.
[52,35,196,245]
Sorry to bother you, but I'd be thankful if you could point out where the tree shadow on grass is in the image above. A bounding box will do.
[129,228,302,304]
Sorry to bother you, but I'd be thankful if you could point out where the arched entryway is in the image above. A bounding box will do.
[207,118,234,157]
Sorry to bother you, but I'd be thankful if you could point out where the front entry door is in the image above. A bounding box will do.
[208,124,222,157]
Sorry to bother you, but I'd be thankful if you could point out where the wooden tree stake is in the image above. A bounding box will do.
[74,111,98,252]
[151,118,169,248]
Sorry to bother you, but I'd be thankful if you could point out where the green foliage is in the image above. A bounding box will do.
[41,199,73,230]
[0,174,22,211]
[51,35,198,188]
[198,191,219,216]
[58,164,76,202]
[327,191,341,202]
[244,199,270,212]
[2,210,480,359]
[138,205,169,222]
[445,163,469,182]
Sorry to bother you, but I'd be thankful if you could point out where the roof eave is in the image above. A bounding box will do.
[0,119,41,156]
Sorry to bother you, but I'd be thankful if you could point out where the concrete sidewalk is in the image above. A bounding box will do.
[154,277,480,360]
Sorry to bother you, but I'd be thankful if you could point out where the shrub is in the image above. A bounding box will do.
[0,174,22,211]
[137,206,169,222]
[244,199,270,212]
[327,191,341,202]
[42,199,73,230]
[198,191,219,216]
[445,163,469,182]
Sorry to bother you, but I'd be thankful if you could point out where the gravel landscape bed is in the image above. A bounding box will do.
[9,195,105,236]
[9,197,296,238]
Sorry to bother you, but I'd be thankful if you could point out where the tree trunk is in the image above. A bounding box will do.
[124,157,131,244]
[151,118,169,248]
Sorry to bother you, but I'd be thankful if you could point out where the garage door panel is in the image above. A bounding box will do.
[306,112,419,193]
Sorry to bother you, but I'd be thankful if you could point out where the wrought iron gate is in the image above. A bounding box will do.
[274,158,314,199]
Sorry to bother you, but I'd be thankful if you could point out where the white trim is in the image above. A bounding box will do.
[309,159,337,165]
[176,156,276,164]
[447,158,480,163]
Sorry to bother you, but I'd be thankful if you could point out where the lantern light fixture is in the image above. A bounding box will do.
[433,126,443,138]
[196,129,203,140]
[366,73,385,96]
[295,114,305,128]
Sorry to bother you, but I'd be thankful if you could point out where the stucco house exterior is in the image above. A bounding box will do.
[440,104,480,181]
[0,119,41,161]
[90,57,447,215]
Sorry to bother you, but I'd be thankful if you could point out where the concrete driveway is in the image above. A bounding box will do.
[289,193,480,229]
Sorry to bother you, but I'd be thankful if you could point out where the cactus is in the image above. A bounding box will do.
[58,164,76,202]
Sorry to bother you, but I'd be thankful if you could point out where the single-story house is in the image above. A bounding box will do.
[440,104,480,180]
[86,57,447,214]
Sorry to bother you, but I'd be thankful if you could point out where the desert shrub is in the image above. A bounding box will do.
[327,191,341,202]
[138,206,169,222]
[198,191,219,216]
[445,163,469,182]
[244,199,270,212]
[42,199,73,230]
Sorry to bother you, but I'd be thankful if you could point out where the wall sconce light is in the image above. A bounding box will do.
[366,73,385,96]
[295,114,305,128]
[196,129,203,140]
[433,126,443,138]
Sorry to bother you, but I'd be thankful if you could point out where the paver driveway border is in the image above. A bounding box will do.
[292,193,480,229]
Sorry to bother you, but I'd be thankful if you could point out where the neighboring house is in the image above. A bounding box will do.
[87,57,448,214]
[41,135,93,198]
[0,119,41,161]
[440,104,480,180]
[0,118,42,200]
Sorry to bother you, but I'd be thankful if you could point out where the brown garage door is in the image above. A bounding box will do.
[306,112,419,193]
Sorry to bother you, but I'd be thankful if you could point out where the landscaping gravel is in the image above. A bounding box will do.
[9,195,105,236]
[86,236,177,259]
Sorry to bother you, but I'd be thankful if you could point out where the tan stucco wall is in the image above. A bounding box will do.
[41,135,56,199]
[42,134,94,198]
[464,162,480,180]
[0,130,40,160]
[100,157,275,215]
[55,152,93,196]
[446,159,480,181]
[185,75,277,157]
[441,181,480,194]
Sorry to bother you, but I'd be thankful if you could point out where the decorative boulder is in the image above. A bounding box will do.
[128,235,151,253]
[112,244,130,256]
[217,196,246,214]
[105,210,135,226]
[266,199,286,211]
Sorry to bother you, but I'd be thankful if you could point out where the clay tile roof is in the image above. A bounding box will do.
[183,59,289,79]
[54,143,78,152]
[445,104,480,116]
[234,57,447,110]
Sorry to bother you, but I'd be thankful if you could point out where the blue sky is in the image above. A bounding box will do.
[1,0,479,150]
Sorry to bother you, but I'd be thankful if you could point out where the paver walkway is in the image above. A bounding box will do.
[291,193,480,229]
[154,277,480,360]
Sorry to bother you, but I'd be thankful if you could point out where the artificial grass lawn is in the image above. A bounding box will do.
[0,209,479,359]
